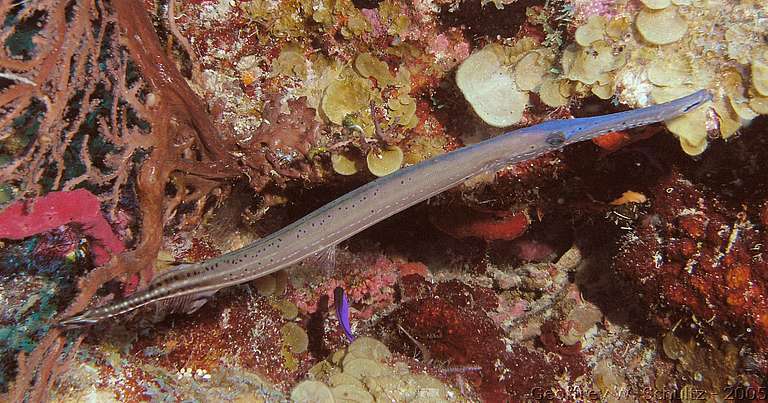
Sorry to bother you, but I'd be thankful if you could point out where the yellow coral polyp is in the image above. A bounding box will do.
[713,99,741,139]
[378,0,409,36]
[605,17,630,40]
[366,146,403,177]
[538,76,568,107]
[647,56,690,87]
[254,274,276,296]
[348,337,391,361]
[563,42,617,85]
[667,109,709,155]
[274,47,308,79]
[752,59,768,97]
[298,336,457,401]
[274,299,299,320]
[750,96,768,115]
[291,381,335,403]
[281,322,309,354]
[387,94,417,128]
[402,133,448,165]
[728,96,759,121]
[654,86,710,155]
[591,81,614,100]
[640,0,671,10]
[514,51,552,91]
[636,6,687,45]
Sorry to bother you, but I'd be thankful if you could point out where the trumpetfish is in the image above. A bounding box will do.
[59,90,712,327]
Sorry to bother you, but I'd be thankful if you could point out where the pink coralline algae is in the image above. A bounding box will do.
[569,0,633,22]
[286,254,419,318]
[360,9,386,37]
[0,189,124,265]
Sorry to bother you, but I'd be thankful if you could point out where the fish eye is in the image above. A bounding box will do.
[545,132,566,146]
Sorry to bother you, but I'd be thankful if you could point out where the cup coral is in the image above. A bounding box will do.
[456,44,529,127]
[366,146,404,177]
[331,153,360,176]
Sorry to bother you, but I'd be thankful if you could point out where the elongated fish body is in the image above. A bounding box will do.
[59,90,712,327]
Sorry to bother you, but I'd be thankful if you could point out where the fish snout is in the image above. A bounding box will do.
[56,310,100,329]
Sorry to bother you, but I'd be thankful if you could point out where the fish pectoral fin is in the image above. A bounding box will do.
[154,289,219,318]
[302,244,338,275]
[184,296,211,314]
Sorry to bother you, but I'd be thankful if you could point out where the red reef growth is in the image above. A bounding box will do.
[0,189,124,265]
[430,205,531,241]
[614,169,768,354]
[377,278,586,401]
[235,97,323,191]
[130,291,314,390]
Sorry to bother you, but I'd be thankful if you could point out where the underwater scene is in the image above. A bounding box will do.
[0,0,767,401]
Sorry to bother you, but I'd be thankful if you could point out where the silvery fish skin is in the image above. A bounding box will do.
[59,90,712,327]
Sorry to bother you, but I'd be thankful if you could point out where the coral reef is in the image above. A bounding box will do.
[614,168,768,356]
[1,0,767,401]
[562,0,768,155]
[295,337,461,402]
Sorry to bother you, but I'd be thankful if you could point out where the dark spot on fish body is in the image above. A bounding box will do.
[546,132,566,146]
[683,102,699,112]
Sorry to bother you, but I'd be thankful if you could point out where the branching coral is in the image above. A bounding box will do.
[0,0,248,399]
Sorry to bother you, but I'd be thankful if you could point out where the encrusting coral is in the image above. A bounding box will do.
[455,1,767,156]
[294,337,460,402]
[563,0,767,154]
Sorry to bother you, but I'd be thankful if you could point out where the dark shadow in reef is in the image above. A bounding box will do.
[306,294,331,359]
[436,0,544,47]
